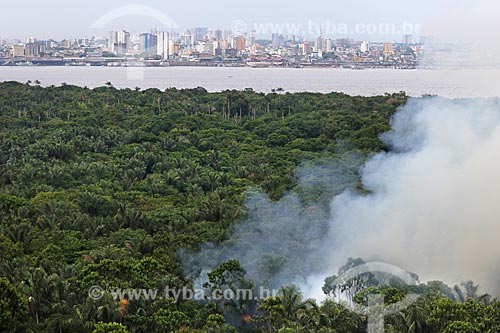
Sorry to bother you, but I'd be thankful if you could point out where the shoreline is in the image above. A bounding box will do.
[0,65,479,71]
[0,63,492,71]
[0,67,497,98]
[1,63,417,70]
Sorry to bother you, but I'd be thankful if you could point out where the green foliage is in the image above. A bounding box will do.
[205,313,226,327]
[1,82,498,333]
[353,287,406,306]
[442,321,479,333]
[0,83,431,332]
[257,296,287,331]
[153,309,190,332]
[92,322,129,333]
[0,278,30,332]
[205,260,252,291]
[427,299,483,332]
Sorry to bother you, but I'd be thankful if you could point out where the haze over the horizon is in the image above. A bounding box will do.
[0,0,476,41]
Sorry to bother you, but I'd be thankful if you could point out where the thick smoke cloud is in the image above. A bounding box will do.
[325,97,500,296]
[182,154,363,289]
[184,97,500,298]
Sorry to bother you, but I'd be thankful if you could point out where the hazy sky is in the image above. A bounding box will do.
[0,0,496,41]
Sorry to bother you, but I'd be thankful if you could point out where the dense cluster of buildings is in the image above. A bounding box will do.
[0,28,421,69]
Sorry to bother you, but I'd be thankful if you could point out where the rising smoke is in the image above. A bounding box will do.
[184,96,500,298]
[183,0,500,301]
[182,153,364,289]
[325,97,500,296]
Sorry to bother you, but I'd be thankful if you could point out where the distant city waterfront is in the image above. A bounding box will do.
[1,28,419,69]
[0,67,499,98]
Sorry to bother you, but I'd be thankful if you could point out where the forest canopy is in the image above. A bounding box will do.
[1,83,493,333]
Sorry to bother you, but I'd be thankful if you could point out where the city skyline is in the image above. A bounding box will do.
[0,26,422,70]
[0,25,425,45]
[1,0,500,70]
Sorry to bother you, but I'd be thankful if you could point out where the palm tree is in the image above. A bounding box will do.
[279,285,316,322]
[454,280,491,304]
[206,171,221,192]
[315,299,361,332]
[390,297,429,333]
[21,268,60,326]
[66,302,96,332]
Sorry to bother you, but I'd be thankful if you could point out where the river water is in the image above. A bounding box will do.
[1,66,499,98]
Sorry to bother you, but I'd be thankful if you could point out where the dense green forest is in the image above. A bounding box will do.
[1,82,498,333]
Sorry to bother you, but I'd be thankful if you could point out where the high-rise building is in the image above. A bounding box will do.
[24,43,39,57]
[12,44,25,57]
[156,31,170,59]
[234,37,246,51]
[140,33,158,55]
[223,30,233,41]
[248,30,256,48]
[109,30,130,54]
[213,29,223,42]
[180,34,194,47]
[324,38,332,53]
[219,39,229,50]
[108,31,116,50]
[37,43,47,55]
[169,41,179,56]
[272,33,284,49]
[300,42,312,55]
[63,39,72,48]
[167,40,175,57]
[383,42,394,55]
[360,41,370,53]
[315,36,324,52]
[193,27,208,43]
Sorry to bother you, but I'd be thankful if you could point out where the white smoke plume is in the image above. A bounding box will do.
[184,97,500,299]
[321,96,500,296]
[182,154,364,289]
